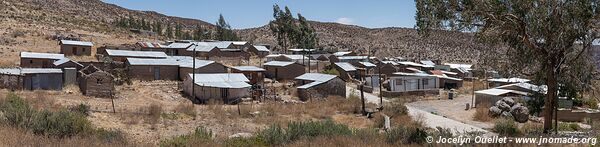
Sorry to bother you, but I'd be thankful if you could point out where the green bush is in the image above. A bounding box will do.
[160,127,213,147]
[0,93,36,128]
[558,123,580,131]
[321,69,340,76]
[383,101,408,118]
[385,126,429,144]
[286,119,353,141]
[257,124,287,145]
[494,119,520,136]
[30,109,92,138]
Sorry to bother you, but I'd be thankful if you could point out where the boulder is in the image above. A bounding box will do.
[501,111,513,118]
[229,133,253,139]
[501,97,515,107]
[496,101,511,112]
[510,105,529,123]
[489,106,502,117]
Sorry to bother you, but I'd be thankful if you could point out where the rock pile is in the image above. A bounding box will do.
[489,97,529,123]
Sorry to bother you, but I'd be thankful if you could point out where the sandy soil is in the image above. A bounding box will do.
[406,94,495,130]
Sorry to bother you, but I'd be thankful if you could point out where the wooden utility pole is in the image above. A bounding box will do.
[110,90,116,113]
[360,83,366,116]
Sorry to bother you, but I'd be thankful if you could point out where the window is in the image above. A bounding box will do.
[29,60,33,64]
[422,78,429,85]
[395,79,403,85]
[96,79,102,84]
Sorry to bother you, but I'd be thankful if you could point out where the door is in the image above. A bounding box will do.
[406,79,418,91]
[72,47,77,55]
[32,75,41,90]
[221,88,229,103]
[154,67,161,80]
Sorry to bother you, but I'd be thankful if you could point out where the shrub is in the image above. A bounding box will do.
[159,127,213,147]
[494,118,520,136]
[30,109,92,138]
[147,103,162,124]
[385,125,429,145]
[321,69,339,76]
[225,137,268,147]
[0,93,35,128]
[383,101,408,118]
[286,120,353,141]
[257,124,288,145]
[558,123,580,131]
[585,98,598,109]
[69,103,90,116]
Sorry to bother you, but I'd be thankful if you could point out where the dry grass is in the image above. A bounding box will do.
[473,104,492,122]
[174,102,197,117]
[0,125,132,147]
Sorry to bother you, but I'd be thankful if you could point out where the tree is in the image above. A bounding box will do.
[175,24,183,39]
[270,5,296,53]
[154,22,163,35]
[415,0,598,133]
[194,25,210,41]
[215,14,239,41]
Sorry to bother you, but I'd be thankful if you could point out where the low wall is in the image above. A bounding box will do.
[381,89,439,97]
[557,109,600,122]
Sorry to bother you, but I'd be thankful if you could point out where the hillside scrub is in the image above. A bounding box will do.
[0,93,127,144]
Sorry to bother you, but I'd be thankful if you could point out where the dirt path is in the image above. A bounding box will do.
[346,86,492,135]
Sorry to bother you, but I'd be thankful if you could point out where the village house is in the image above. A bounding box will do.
[487,77,531,87]
[173,56,228,81]
[295,73,346,101]
[136,42,186,56]
[333,62,359,81]
[288,48,316,55]
[443,63,473,79]
[351,61,377,75]
[104,49,168,62]
[397,61,433,72]
[59,40,93,56]
[429,70,463,89]
[125,58,179,81]
[183,73,251,104]
[385,72,439,96]
[216,48,251,60]
[20,52,65,68]
[0,68,63,90]
[376,61,400,76]
[231,66,266,85]
[246,45,271,58]
[79,65,115,98]
[263,61,305,81]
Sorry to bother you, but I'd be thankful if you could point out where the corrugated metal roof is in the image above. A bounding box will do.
[444,63,473,70]
[126,58,179,66]
[496,83,547,94]
[167,42,193,48]
[282,55,308,60]
[333,51,353,56]
[53,58,83,67]
[231,41,248,46]
[295,73,337,82]
[420,60,436,66]
[338,56,368,60]
[334,62,357,71]
[138,42,168,48]
[220,48,242,52]
[487,78,530,83]
[264,61,295,67]
[167,56,216,68]
[0,68,63,75]
[392,72,434,77]
[21,68,63,74]
[475,88,528,96]
[185,44,217,52]
[398,61,431,68]
[105,49,168,58]
[359,62,377,67]
[288,49,316,52]
[253,45,270,52]
[297,81,325,89]
[60,40,93,46]
[232,66,265,72]
[189,73,250,88]
[20,52,65,60]
[381,61,399,66]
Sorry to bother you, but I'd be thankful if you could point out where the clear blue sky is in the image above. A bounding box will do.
[102,0,416,29]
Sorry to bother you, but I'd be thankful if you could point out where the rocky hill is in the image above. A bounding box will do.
[0,0,506,67]
[237,22,507,66]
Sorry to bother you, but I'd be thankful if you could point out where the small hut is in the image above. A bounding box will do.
[79,65,115,98]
